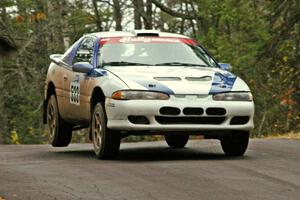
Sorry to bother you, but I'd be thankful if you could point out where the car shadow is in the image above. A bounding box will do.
[53,145,250,162]
[117,146,251,162]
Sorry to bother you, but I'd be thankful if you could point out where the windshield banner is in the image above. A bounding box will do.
[100,37,198,46]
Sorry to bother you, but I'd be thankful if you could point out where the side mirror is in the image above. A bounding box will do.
[218,63,232,71]
[72,62,93,74]
[50,54,63,64]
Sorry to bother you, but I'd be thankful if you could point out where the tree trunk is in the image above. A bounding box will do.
[133,0,142,29]
[144,0,153,29]
[92,0,103,31]
[47,0,65,51]
[112,0,122,31]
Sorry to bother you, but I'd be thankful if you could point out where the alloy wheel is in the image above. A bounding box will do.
[47,103,56,141]
[92,111,102,153]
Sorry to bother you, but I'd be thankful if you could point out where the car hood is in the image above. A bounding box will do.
[104,66,250,95]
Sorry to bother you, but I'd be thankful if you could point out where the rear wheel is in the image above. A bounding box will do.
[165,134,189,148]
[47,95,72,147]
[91,103,120,159]
[220,131,249,156]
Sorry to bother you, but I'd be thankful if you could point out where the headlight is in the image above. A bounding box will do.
[213,92,253,101]
[111,90,170,100]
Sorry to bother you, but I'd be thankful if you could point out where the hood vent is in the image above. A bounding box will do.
[154,77,181,81]
[185,76,212,81]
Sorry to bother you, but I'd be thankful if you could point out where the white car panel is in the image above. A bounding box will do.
[105,96,254,131]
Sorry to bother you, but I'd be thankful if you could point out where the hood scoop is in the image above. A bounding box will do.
[185,76,212,81]
[154,77,181,81]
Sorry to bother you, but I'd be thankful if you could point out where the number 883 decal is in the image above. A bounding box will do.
[70,75,80,105]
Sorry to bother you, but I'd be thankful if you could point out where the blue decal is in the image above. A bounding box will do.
[67,39,83,65]
[209,72,237,94]
[88,69,108,77]
[87,37,108,77]
[92,38,100,68]
[132,78,174,94]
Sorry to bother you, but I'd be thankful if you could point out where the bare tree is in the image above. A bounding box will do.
[144,0,153,29]
[112,0,122,30]
[133,0,143,29]
[92,0,103,31]
[150,0,202,20]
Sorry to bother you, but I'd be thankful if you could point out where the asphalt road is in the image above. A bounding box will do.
[0,139,299,200]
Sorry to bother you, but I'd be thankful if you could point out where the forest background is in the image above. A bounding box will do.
[0,0,299,144]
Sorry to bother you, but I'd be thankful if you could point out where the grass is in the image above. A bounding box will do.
[261,132,300,139]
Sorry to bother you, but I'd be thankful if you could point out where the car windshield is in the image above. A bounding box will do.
[97,37,218,68]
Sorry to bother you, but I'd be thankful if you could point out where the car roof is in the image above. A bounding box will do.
[86,30,190,39]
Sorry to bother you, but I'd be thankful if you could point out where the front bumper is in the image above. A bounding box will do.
[105,95,254,132]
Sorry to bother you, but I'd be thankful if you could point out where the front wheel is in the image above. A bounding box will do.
[165,134,189,148]
[91,103,120,159]
[220,131,250,156]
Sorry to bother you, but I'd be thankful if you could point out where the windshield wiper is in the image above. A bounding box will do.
[102,61,151,67]
[154,62,208,67]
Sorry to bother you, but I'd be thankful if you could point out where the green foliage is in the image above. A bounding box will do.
[194,0,300,136]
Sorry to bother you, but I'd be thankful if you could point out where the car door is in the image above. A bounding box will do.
[67,36,97,124]
[51,40,81,121]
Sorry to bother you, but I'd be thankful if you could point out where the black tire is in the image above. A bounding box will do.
[165,134,189,148]
[220,131,250,156]
[47,95,72,147]
[91,103,120,159]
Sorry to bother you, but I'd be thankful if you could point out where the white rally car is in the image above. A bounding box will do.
[44,30,254,159]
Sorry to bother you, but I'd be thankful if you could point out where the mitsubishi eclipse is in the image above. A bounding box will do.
[44,30,254,159]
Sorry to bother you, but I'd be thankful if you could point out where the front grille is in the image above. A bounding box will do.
[230,116,250,125]
[160,107,181,115]
[128,116,150,124]
[183,107,204,115]
[206,107,226,115]
[155,116,225,125]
